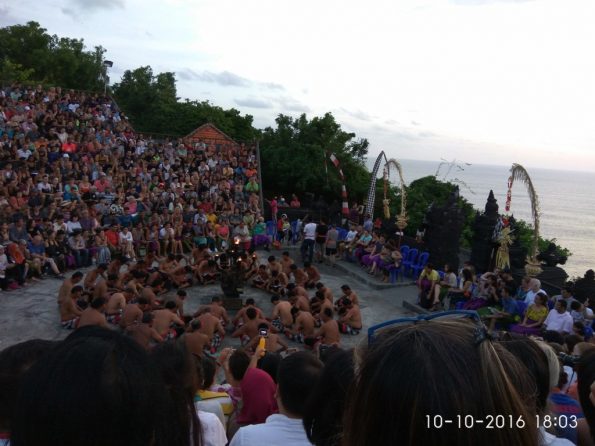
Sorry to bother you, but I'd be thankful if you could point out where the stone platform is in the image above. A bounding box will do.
[0,255,421,351]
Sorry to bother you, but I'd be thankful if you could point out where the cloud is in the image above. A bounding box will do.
[384,119,399,126]
[411,120,420,126]
[272,96,311,113]
[0,5,14,25]
[341,108,372,122]
[62,0,125,17]
[261,82,284,91]
[450,0,534,4]
[234,97,273,109]
[195,70,250,87]
[176,68,202,81]
[175,68,284,92]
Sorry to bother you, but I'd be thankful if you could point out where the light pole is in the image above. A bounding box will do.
[103,60,113,96]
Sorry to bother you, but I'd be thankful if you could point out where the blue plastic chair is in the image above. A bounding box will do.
[400,245,410,259]
[401,248,419,277]
[410,251,430,279]
[437,270,445,279]
[389,264,403,283]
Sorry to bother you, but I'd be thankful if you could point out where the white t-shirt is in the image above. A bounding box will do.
[119,231,133,243]
[197,410,227,446]
[544,310,574,334]
[230,414,312,446]
[539,426,575,446]
[345,230,358,242]
[303,223,317,240]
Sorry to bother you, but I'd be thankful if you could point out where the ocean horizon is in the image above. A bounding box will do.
[365,157,595,279]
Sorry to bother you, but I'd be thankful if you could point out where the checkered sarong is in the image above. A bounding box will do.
[340,323,361,336]
[271,317,284,332]
[210,333,222,352]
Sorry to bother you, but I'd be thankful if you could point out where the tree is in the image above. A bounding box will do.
[395,176,475,245]
[0,60,34,83]
[259,113,371,204]
[0,21,105,90]
[112,67,258,140]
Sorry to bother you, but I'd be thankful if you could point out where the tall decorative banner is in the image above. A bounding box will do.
[328,152,349,215]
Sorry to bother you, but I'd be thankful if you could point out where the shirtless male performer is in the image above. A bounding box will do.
[60,285,83,329]
[246,323,288,353]
[315,282,334,302]
[152,301,185,340]
[231,307,271,345]
[338,297,363,335]
[336,284,360,309]
[303,262,321,288]
[289,264,308,287]
[270,295,293,332]
[182,319,210,357]
[197,307,226,354]
[232,298,264,327]
[285,306,316,343]
[57,271,83,305]
[306,307,340,352]
[120,296,151,328]
[105,288,133,325]
[126,312,164,350]
[83,263,107,291]
[78,297,109,329]
[280,251,294,276]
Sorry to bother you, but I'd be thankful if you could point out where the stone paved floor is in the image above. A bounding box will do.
[0,254,419,351]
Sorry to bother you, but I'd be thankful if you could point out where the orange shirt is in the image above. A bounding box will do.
[62,142,77,153]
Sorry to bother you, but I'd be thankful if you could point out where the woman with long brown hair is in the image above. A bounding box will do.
[344,318,538,446]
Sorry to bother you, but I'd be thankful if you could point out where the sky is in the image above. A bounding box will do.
[2,0,595,172]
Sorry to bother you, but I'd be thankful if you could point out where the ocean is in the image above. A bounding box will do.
[366,157,595,279]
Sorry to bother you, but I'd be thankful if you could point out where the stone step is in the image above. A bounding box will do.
[332,260,416,290]
[402,300,431,315]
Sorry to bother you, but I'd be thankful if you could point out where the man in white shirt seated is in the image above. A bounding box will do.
[230,352,323,446]
[543,300,574,336]
[524,278,546,305]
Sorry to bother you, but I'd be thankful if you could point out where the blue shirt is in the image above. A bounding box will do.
[27,242,45,256]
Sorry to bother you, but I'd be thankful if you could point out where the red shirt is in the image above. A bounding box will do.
[237,368,277,425]
[62,142,77,153]
[199,201,213,213]
[105,230,119,246]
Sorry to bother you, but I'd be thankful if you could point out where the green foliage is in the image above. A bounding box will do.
[0,21,106,90]
[259,113,371,202]
[395,176,475,245]
[512,219,572,259]
[0,60,34,82]
[112,67,258,140]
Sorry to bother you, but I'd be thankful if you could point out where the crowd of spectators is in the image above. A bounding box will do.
[5,84,595,446]
[4,312,595,445]
[0,83,267,290]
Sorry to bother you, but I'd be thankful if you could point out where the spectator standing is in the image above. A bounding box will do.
[301,218,316,265]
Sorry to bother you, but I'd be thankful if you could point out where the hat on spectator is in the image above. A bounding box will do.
[63,154,69,158]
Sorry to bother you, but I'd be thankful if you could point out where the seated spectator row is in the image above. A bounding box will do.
[0,83,267,290]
